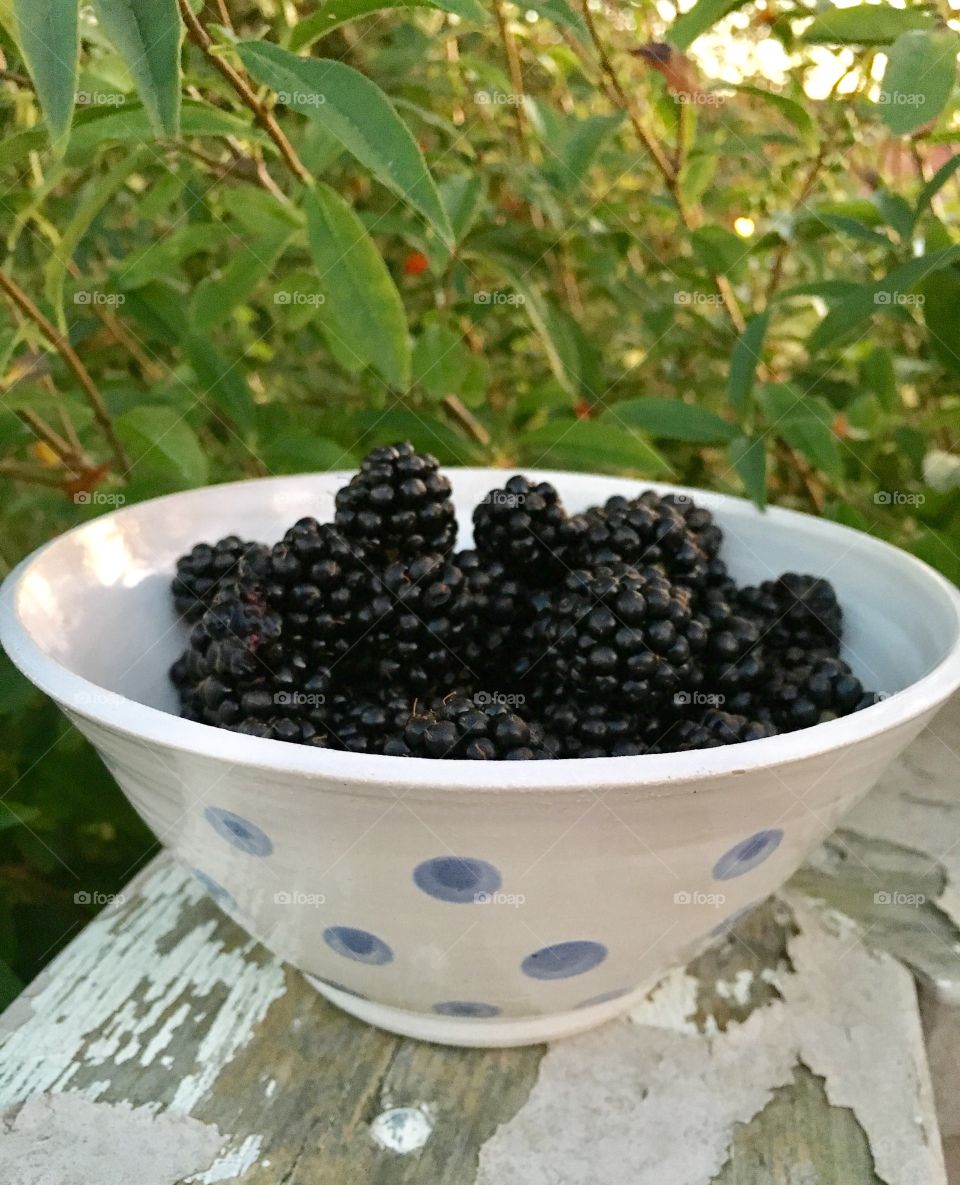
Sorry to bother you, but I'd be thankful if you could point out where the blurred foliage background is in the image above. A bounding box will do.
[0,0,959,1002]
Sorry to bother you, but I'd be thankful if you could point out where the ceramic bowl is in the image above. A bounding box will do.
[2,470,960,1047]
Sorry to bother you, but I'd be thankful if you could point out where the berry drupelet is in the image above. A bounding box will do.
[757,648,868,732]
[335,442,456,561]
[655,709,778,752]
[172,536,269,621]
[472,475,571,578]
[392,695,556,759]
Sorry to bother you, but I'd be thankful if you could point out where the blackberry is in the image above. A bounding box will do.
[472,475,571,578]
[395,695,556,759]
[566,493,710,592]
[655,709,778,752]
[737,573,842,655]
[353,554,475,691]
[172,587,331,745]
[322,690,413,754]
[698,590,767,712]
[527,563,709,709]
[251,518,369,668]
[542,700,647,758]
[758,647,866,731]
[172,536,268,621]
[335,442,456,561]
[456,549,551,676]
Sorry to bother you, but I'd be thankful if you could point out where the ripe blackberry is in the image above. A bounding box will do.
[737,573,843,655]
[566,494,710,592]
[758,647,867,731]
[393,695,556,759]
[528,563,709,709]
[335,442,456,561]
[172,536,268,621]
[353,554,475,691]
[542,700,647,758]
[172,587,332,745]
[322,690,414,754]
[472,475,571,578]
[698,590,767,711]
[656,709,778,752]
[251,518,369,668]
[456,549,551,676]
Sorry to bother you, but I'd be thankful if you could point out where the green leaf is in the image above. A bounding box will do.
[0,128,47,168]
[879,30,957,137]
[679,153,717,204]
[522,0,587,39]
[914,154,960,227]
[305,184,411,388]
[921,266,960,376]
[91,0,182,135]
[668,0,750,50]
[608,398,738,444]
[809,247,960,352]
[289,0,484,51]
[116,223,233,290]
[872,189,914,240]
[66,101,264,162]
[734,85,817,146]
[729,436,767,508]
[757,385,842,481]
[0,801,41,832]
[238,41,454,245]
[0,650,36,716]
[802,4,933,45]
[14,0,78,151]
[439,174,486,243]
[45,149,144,328]
[912,528,960,585]
[412,314,486,404]
[183,337,256,436]
[546,113,624,193]
[116,405,209,489]
[518,420,671,477]
[190,229,290,332]
[862,346,898,411]
[505,274,581,397]
[260,434,358,474]
[728,311,769,416]
[691,225,747,279]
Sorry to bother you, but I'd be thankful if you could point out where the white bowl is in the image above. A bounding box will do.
[2,470,959,1047]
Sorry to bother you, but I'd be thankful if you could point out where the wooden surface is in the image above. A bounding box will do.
[1,697,959,1185]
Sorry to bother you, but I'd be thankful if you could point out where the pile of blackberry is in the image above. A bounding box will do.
[169,443,880,759]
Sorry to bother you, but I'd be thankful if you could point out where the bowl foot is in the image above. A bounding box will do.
[304,974,648,1047]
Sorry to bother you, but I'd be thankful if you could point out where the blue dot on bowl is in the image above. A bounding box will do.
[204,807,273,857]
[413,856,502,904]
[323,925,393,965]
[192,868,237,911]
[433,1001,501,1018]
[713,829,783,881]
[575,987,631,1009]
[521,940,607,980]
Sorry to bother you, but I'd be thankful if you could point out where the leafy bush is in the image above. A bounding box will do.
[0,0,958,999]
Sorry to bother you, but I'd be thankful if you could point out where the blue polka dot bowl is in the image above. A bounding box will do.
[3,470,960,1046]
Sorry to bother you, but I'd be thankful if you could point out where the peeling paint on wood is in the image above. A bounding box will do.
[370,1107,434,1154]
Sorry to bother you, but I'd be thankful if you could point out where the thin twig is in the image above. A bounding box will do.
[0,460,70,488]
[765,140,828,303]
[177,0,313,186]
[441,394,491,447]
[0,270,129,469]
[15,409,85,469]
[491,0,528,147]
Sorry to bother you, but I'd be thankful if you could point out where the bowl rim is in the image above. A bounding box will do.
[2,468,960,793]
